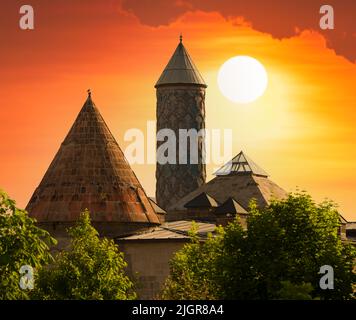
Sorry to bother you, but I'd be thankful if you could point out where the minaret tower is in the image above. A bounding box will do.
[155,36,207,210]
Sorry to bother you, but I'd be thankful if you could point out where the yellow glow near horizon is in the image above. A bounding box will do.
[217,56,268,104]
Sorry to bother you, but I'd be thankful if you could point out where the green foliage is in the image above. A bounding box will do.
[33,210,136,300]
[162,222,224,299]
[277,281,315,300]
[0,190,56,300]
[162,192,356,300]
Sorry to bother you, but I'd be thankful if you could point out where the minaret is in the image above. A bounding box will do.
[155,36,207,210]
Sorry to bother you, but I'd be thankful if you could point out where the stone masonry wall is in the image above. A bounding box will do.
[156,85,206,210]
[118,240,187,299]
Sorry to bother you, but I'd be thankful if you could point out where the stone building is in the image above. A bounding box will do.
[24,38,289,299]
[25,37,353,299]
[167,151,287,221]
[117,220,216,299]
[26,91,161,249]
[155,36,207,211]
[117,149,350,298]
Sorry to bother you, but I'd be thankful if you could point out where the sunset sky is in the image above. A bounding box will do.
[1,0,355,220]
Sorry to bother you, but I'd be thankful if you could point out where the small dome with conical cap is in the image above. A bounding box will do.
[26,91,160,227]
[155,35,207,88]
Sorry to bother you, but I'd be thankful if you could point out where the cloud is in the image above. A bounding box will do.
[121,0,356,63]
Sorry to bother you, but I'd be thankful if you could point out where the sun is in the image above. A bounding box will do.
[217,56,268,104]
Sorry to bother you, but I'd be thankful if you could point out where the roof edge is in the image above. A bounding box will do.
[155,82,208,89]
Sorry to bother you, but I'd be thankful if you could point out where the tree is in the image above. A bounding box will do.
[220,193,355,299]
[33,210,136,300]
[162,223,223,299]
[162,192,356,300]
[0,190,56,300]
[276,281,315,300]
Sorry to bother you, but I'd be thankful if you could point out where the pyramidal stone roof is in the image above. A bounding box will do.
[155,36,207,88]
[184,192,219,209]
[214,151,269,177]
[215,198,248,215]
[26,92,160,225]
[172,151,286,211]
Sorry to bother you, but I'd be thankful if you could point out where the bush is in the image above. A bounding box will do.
[0,191,56,300]
[33,210,136,300]
[162,192,356,300]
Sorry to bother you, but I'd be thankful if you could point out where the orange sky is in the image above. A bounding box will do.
[0,1,355,220]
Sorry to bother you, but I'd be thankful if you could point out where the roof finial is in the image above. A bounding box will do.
[87,89,91,97]
[179,33,182,43]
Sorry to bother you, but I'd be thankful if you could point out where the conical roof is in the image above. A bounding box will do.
[214,151,269,177]
[26,92,160,225]
[155,36,207,88]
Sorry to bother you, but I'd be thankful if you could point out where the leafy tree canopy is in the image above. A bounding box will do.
[162,222,224,300]
[0,190,56,300]
[163,192,356,300]
[33,210,136,300]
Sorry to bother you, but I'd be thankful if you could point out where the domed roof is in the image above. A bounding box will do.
[26,92,160,225]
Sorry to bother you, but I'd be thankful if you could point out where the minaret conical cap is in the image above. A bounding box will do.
[155,36,207,88]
